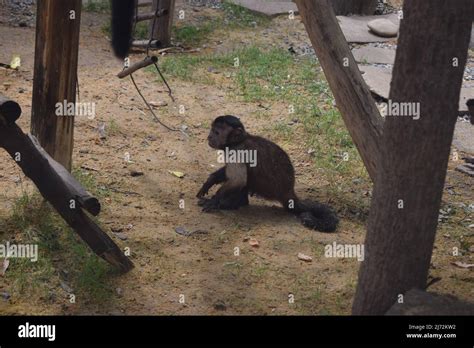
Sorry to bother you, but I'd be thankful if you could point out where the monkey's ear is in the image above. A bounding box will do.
[228,127,246,145]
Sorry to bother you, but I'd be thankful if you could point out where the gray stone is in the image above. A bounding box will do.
[358,66,474,116]
[352,46,396,64]
[337,13,400,43]
[358,64,392,99]
[228,0,298,17]
[367,18,399,38]
[453,118,474,155]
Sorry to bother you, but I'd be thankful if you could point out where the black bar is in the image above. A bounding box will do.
[0,316,472,346]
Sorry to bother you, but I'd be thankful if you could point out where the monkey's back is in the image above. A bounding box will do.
[240,135,295,202]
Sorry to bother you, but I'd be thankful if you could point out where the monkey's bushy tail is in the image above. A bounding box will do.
[111,0,135,59]
[293,200,339,232]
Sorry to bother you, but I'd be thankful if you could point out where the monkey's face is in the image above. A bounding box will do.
[207,124,231,149]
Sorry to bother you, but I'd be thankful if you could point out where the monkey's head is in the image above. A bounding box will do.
[208,115,247,149]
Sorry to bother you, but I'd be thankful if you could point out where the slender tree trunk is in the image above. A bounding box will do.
[31,0,81,171]
[352,0,474,315]
[331,0,378,15]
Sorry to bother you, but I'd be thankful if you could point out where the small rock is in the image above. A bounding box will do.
[1,291,11,301]
[130,170,144,177]
[149,100,168,108]
[60,280,73,293]
[298,253,313,262]
[249,238,259,247]
[145,135,158,142]
[452,261,474,269]
[214,301,227,311]
[367,19,399,38]
[98,123,106,140]
[175,226,190,236]
[116,287,123,297]
[113,232,128,241]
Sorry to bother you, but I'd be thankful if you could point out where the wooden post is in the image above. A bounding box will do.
[31,0,81,171]
[150,0,175,47]
[294,0,383,182]
[352,0,474,315]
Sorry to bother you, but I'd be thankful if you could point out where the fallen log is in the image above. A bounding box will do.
[117,56,158,78]
[0,95,22,124]
[131,39,160,48]
[29,135,101,216]
[0,113,133,272]
[137,0,152,7]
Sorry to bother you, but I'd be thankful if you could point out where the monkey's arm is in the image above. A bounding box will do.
[200,164,248,211]
[196,167,227,198]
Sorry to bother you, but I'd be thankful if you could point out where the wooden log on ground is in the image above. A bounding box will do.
[0,94,22,125]
[31,0,82,171]
[294,0,383,182]
[131,39,160,48]
[138,0,152,7]
[117,56,158,78]
[0,118,133,272]
[135,9,167,22]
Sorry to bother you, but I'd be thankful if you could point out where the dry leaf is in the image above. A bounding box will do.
[452,261,474,269]
[10,55,21,69]
[169,170,185,178]
[298,253,312,262]
[249,238,259,247]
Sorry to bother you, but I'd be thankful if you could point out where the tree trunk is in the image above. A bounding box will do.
[352,0,474,315]
[31,0,81,171]
[331,0,378,15]
[294,0,383,182]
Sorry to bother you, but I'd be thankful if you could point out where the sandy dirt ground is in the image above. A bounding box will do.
[0,1,472,315]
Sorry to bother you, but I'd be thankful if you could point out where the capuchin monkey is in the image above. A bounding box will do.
[110,0,135,59]
[197,115,339,233]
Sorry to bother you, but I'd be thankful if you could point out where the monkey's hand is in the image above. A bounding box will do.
[196,182,212,198]
[198,197,219,212]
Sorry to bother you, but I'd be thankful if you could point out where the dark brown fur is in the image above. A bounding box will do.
[197,115,338,232]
